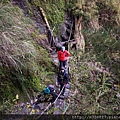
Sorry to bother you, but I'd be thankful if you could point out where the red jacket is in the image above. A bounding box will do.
[58,50,70,61]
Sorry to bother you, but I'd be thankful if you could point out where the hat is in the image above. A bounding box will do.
[62,46,65,52]
[44,87,50,94]
[48,85,54,92]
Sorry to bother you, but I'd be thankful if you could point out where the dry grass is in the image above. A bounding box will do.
[0,2,56,108]
[0,4,37,71]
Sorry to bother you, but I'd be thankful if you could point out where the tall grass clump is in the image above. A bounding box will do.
[0,2,56,111]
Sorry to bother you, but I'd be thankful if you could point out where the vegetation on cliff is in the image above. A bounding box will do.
[67,0,120,114]
[0,0,119,114]
[0,1,56,112]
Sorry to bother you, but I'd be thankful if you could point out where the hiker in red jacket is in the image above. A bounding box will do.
[58,46,70,70]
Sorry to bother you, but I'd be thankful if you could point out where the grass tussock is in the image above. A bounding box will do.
[0,2,56,111]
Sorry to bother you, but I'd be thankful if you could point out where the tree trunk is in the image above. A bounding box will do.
[74,16,85,52]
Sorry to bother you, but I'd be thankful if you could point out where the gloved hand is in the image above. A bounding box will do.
[32,98,38,105]
[57,82,60,87]
[34,98,38,103]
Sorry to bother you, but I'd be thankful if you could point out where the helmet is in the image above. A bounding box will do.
[61,46,65,52]
[44,87,50,94]
[48,85,54,92]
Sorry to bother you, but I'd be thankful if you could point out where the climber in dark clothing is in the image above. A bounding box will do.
[57,66,69,95]
[33,85,63,105]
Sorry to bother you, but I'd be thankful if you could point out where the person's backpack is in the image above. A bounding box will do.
[59,72,65,84]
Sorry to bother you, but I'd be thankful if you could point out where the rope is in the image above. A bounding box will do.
[53,86,65,105]
[36,86,65,118]
[40,102,52,115]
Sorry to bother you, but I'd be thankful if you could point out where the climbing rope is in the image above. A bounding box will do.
[40,102,52,115]
[36,86,65,118]
[53,86,65,105]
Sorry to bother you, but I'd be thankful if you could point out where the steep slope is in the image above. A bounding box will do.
[1,0,120,116]
[0,0,57,113]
